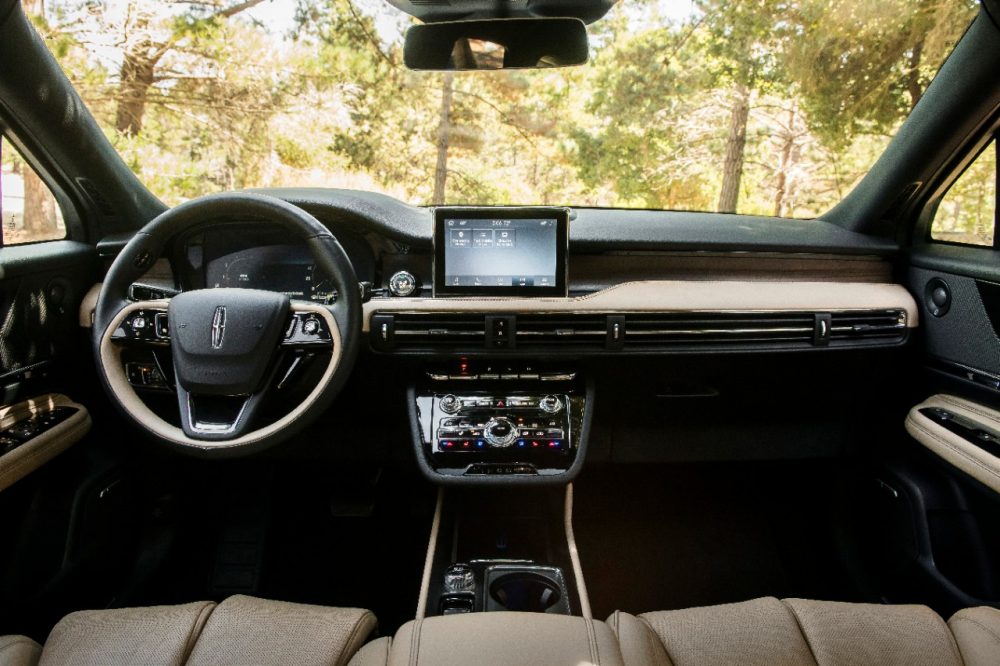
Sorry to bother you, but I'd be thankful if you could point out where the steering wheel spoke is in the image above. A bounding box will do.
[109,301,172,347]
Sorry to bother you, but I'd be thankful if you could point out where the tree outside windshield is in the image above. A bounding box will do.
[28,0,978,222]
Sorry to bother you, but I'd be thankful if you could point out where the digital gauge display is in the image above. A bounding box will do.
[204,245,336,303]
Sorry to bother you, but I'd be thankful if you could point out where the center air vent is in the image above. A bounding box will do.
[623,312,816,347]
[515,314,608,349]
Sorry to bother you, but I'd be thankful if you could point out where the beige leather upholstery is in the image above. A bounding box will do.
[186,595,376,666]
[610,597,1000,666]
[949,606,1000,666]
[39,600,215,666]
[0,635,41,666]
[348,637,393,666]
[385,612,623,666]
[0,596,375,666]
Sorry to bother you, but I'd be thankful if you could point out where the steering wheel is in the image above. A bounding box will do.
[92,192,361,456]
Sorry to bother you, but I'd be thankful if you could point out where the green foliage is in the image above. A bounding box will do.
[37,0,979,218]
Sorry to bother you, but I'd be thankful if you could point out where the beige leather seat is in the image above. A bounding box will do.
[609,597,1000,666]
[0,594,376,666]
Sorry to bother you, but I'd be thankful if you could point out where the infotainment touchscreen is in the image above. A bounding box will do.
[433,207,568,297]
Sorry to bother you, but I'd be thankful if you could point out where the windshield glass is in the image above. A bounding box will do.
[33,0,976,217]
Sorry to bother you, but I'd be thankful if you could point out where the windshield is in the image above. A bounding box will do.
[33,0,976,217]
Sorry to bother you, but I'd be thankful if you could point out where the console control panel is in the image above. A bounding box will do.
[415,391,582,476]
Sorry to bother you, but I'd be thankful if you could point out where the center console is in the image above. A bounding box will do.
[409,367,592,484]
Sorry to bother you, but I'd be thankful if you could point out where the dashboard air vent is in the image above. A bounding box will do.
[829,310,907,342]
[372,313,485,351]
[515,314,608,349]
[624,312,816,348]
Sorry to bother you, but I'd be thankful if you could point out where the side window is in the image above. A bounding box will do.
[931,139,997,247]
[0,135,66,245]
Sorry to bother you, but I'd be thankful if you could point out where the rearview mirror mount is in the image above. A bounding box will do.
[404,18,589,71]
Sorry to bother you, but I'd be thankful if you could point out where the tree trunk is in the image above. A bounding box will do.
[773,107,796,218]
[114,0,266,137]
[433,72,455,205]
[115,41,161,136]
[23,167,57,237]
[717,83,750,214]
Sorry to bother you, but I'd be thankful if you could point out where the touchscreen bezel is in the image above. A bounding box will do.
[433,206,569,297]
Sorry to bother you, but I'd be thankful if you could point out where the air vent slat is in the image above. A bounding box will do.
[388,313,486,349]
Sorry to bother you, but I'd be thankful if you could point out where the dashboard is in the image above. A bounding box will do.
[123,195,915,360]
[110,192,919,472]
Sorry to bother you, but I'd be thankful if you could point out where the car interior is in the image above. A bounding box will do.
[1,0,1000,664]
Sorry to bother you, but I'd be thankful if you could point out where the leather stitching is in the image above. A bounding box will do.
[0,637,38,656]
[581,617,599,665]
[953,615,1000,648]
[181,602,217,663]
[935,395,1000,426]
[408,619,422,666]
[638,615,675,666]
[908,417,1000,484]
[337,612,377,666]
[779,600,820,666]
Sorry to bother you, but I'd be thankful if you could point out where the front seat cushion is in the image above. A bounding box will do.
[9,595,375,666]
[185,595,376,666]
[40,600,215,666]
[610,597,998,666]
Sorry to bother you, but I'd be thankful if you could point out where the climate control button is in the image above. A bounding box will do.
[484,417,517,448]
[440,394,461,414]
[539,395,564,414]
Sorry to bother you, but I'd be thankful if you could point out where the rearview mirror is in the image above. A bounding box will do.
[404,18,589,71]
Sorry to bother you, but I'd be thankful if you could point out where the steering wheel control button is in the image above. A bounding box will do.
[302,316,321,335]
[539,395,564,413]
[484,417,517,447]
[388,271,418,297]
[130,316,147,331]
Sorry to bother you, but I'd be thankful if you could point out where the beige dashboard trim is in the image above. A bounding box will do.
[0,394,91,492]
[363,281,918,331]
[80,283,102,328]
[99,300,342,450]
[906,394,1000,495]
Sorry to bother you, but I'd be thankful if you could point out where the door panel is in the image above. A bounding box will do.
[0,240,99,403]
[888,248,1000,614]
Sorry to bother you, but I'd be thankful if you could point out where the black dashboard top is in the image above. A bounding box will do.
[246,187,900,256]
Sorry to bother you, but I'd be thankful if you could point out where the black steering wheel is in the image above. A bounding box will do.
[92,192,361,456]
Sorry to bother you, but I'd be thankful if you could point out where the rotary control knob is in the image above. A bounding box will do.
[301,316,321,335]
[484,417,517,448]
[388,271,418,297]
[539,394,564,414]
[439,394,460,414]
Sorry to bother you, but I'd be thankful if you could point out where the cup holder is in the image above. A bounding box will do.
[488,571,563,613]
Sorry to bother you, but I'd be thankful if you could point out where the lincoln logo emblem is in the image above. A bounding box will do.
[211,306,227,349]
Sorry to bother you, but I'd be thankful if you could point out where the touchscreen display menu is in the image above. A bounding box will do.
[434,208,568,296]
